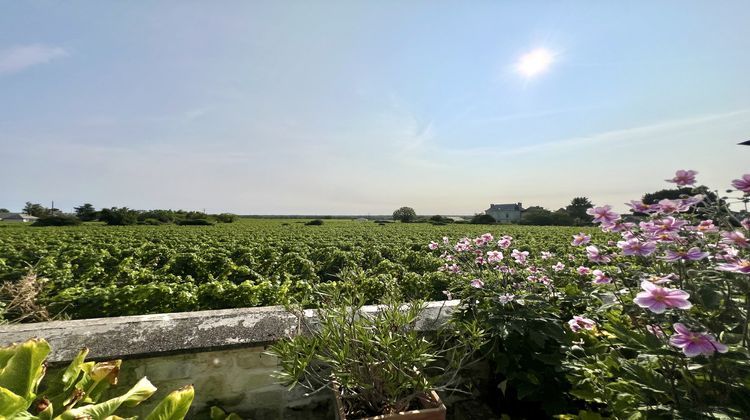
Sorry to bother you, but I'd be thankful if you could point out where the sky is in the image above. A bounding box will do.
[1,1,749,215]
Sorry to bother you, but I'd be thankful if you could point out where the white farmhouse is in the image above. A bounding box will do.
[485,203,523,223]
[0,213,39,223]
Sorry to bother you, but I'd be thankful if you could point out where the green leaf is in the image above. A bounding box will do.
[145,385,194,420]
[0,338,51,401]
[209,406,244,420]
[61,348,89,390]
[698,286,722,309]
[0,386,29,417]
[55,376,157,420]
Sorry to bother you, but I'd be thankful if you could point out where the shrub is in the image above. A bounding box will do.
[99,207,139,225]
[470,214,496,224]
[305,219,324,226]
[431,169,750,418]
[214,213,237,223]
[177,218,215,226]
[32,215,81,227]
[269,284,485,418]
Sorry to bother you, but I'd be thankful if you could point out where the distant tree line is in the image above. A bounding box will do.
[393,185,720,227]
[15,202,237,227]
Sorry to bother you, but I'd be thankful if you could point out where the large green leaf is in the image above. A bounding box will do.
[55,376,157,420]
[144,385,194,420]
[0,385,29,418]
[61,348,89,390]
[0,339,51,401]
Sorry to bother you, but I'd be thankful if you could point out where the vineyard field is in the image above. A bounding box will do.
[0,219,602,320]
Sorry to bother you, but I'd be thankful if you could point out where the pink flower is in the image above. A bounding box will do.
[601,221,635,233]
[633,280,692,314]
[617,238,657,257]
[587,205,621,225]
[586,245,611,263]
[486,250,504,263]
[511,249,529,265]
[688,220,719,234]
[442,236,450,244]
[721,231,749,248]
[577,266,591,275]
[592,269,611,284]
[454,239,471,252]
[661,247,710,262]
[540,251,553,260]
[571,233,591,246]
[552,262,565,272]
[497,236,513,249]
[481,233,494,242]
[470,278,484,289]
[568,316,596,332]
[626,200,655,214]
[656,199,689,214]
[670,323,728,357]
[649,217,689,234]
[498,293,515,305]
[651,273,677,284]
[646,324,666,339]
[666,169,698,186]
[441,263,461,274]
[741,218,750,231]
[731,174,750,194]
[717,259,750,274]
[428,241,439,250]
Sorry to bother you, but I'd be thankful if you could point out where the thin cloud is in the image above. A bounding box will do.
[0,44,68,75]
[444,108,750,158]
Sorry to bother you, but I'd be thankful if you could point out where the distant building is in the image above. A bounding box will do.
[485,203,523,223]
[0,213,39,223]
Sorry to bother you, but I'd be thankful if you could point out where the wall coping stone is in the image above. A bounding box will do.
[0,300,459,363]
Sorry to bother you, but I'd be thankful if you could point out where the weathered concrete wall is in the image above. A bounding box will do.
[0,301,458,419]
[79,346,331,419]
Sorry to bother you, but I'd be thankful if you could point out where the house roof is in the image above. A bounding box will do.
[487,203,523,211]
[0,213,39,220]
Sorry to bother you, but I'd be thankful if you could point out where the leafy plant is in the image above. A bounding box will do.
[0,338,194,419]
[269,279,484,418]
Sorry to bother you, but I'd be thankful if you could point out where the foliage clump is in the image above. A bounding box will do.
[270,278,484,418]
[32,215,81,227]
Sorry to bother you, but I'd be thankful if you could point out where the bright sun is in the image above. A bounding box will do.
[516,48,554,78]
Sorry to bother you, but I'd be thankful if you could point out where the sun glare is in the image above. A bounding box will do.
[516,48,554,78]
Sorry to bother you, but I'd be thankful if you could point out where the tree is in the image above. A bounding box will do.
[214,213,237,223]
[471,214,496,224]
[392,207,417,223]
[565,197,594,225]
[23,202,47,217]
[0,208,8,213]
[74,203,98,221]
[642,186,719,205]
[520,207,573,226]
[640,185,721,218]
[99,207,139,225]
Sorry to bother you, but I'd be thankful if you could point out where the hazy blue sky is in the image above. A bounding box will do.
[1,1,749,214]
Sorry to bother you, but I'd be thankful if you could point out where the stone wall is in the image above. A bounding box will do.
[0,300,458,419]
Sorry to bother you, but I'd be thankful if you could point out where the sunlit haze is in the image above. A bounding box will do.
[1,2,749,215]
[516,48,554,78]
